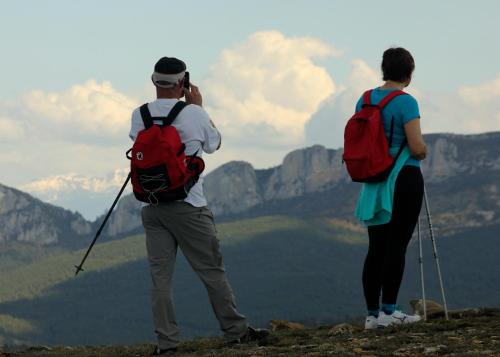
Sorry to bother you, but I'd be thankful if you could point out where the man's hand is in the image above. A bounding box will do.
[184,84,203,107]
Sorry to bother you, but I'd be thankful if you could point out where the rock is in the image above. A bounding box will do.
[3,132,500,244]
[262,145,348,201]
[0,183,92,246]
[269,320,305,331]
[204,161,262,216]
[410,299,487,319]
[410,299,445,317]
[104,194,142,237]
[328,323,355,336]
[202,132,500,226]
[423,345,447,355]
[27,346,53,351]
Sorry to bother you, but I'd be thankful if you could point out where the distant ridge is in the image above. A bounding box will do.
[106,131,500,238]
[0,183,91,247]
[1,131,500,245]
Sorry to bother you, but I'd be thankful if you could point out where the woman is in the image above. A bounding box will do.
[355,47,427,329]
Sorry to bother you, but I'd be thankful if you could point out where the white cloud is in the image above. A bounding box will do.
[0,116,25,140]
[204,30,338,148]
[3,30,498,219]
[306,59,500,148]
[306,59,380,149]
[421,75,500,134]
[0,80,136,192]
[440,75,500,133]
[19,80,138,143]
[458,75,500,106]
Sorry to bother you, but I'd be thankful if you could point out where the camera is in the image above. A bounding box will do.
[184,71,190,90]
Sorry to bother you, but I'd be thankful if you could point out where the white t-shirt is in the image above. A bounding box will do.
[129,98,221,207]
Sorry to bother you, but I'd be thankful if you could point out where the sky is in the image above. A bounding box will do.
[1,0,499,219]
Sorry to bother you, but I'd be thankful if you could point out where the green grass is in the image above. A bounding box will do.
[218,216,309,245]
[218,215,366,245]
[0,314,34,334]
[0,242,67,272]
[0,215,364,305]
[0,234,146,304]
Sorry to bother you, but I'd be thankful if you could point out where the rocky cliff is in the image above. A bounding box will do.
[103,132,500,238]
[0,184,91,246]
[2,132,500,244]
[205,132,500,214]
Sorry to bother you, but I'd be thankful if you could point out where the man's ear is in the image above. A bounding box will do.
[177,81,185,98]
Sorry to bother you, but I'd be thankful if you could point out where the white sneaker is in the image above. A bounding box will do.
[377,310,421,328]
[364,315,378,330]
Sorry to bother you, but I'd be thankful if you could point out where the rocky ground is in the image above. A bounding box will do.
[2,308,500,357]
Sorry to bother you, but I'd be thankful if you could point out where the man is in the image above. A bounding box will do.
[129,57,268,356]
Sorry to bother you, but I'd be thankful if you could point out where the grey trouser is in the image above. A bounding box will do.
[141,202,248,349]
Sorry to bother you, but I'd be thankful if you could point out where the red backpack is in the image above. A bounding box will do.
[127,101,205,204]
[343,89,407,182]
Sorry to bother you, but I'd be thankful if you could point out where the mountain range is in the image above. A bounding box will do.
[3,131,499,246]
[0,131,499,347]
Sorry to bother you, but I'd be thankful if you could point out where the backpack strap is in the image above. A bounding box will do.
[139,101,189,128]
[164,101,188,126]
[377,90,406,109]
[139,104,154,129]
[362,90,373,106]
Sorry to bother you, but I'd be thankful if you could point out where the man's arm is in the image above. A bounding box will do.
[202,116,222,154]
[184,83,221,153]
[129,108,144,141]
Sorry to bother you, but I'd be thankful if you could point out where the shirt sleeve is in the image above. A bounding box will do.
[400,95,421,124]
[193,106,221,154]
[129,108,144,141]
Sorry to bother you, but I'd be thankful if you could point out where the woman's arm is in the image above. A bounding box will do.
[404,118,427,160]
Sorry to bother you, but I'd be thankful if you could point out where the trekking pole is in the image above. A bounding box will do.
[417,217,427,321]
[423,185,449,320]
[74,172,132,276]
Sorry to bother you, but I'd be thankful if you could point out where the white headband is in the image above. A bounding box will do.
[151,71,185,88]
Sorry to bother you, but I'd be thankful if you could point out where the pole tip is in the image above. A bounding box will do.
[74,265,84,277]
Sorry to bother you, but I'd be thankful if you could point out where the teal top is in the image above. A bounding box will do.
[355,88,421,167]
[354,147,412,226]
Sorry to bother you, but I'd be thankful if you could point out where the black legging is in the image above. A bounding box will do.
[362,165,424,311]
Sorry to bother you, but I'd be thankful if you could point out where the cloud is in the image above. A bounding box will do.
[3,30,498,220]
[306,60,500,148]
[204,30,339,148]
[420,75,500,134]
[18,80,138,144]
[305,59,380,149]
[0,116,25,140]
[0,80,137,191]
[458,75,500,106]
[448,75,500,132]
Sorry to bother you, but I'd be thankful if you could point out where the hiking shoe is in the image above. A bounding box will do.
[377,310,421,328]
[364,315,378,330]
[227,326,270,345]
[150,346,177,356]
